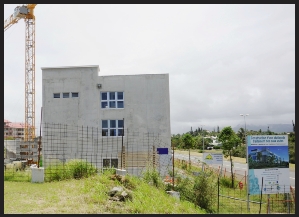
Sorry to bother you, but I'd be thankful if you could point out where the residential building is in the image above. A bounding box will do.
[249,148,282,163]
[208,136,222,147]
[4,119,26,139]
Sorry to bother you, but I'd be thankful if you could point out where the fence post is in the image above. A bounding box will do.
[218,176,220,213]
[287,192,290,214]
[122,146,126,169]
[267,194,270,214]
[245,171,246,185]
[153,145,156,169]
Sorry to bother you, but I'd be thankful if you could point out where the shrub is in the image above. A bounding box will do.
[232,145,246,158]
[45,159,98,181]
[174,176,195,202]
[219,176,231,188]
[66,159,98,179]
[142,167,164,189]
[193,170,217,213]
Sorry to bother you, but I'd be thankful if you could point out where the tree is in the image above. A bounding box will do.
[190,127,194,136]
[182,133,195,169]
[194,135,203,150]
[171,134,183,149]
[218,126,241,188]
[237,127,245,144]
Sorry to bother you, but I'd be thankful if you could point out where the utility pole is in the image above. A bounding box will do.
[201,125,205,171]
[240,114,249,163]
[240,113,249,212]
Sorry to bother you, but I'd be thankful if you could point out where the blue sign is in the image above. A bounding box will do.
[157,148,168,155]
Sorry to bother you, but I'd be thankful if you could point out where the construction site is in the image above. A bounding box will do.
[4,4,172,176]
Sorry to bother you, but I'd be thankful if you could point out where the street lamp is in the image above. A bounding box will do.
[240,113,249,212]
[240,114,249,163]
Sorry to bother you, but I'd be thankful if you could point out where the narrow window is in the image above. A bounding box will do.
[103,159,110,168]
[72,92,79,97]
[63,93,70,98]
[103,159,118,168]
[53,93,60,98]
[111,159,118,168]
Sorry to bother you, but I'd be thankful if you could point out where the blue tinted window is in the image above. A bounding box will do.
[117,92,123,100]
[101,92,107,100]
[102,120,108,128]
[53,93,60,98]
[109,92,115,100]
[110,120,116,128]
[109,101,116,108]
[102,119,124,137]
[102,129,108,136]
[63,93,69,98]
[101,102,108,108]
[72,92,79,97]
[110,129,116,136]
[117,101,124,108]
[118,129,124,136]
[118,120,123,128]
[101,92,123,109]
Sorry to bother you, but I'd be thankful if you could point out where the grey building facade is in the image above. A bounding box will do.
[41,65,171,176]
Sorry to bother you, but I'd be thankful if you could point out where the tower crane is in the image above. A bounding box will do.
[4,4,37,142]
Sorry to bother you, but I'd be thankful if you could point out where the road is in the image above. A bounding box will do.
[173,152,295,188]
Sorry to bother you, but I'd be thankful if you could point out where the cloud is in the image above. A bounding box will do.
[4,4,295,135]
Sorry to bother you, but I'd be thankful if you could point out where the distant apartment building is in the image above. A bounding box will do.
[249,147,282,163]
[4,119,39,163]
[4,119,26,139]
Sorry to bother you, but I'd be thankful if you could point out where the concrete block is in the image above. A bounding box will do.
[166,190,180,200]
[116,169,127,176]
[31,167,44,183]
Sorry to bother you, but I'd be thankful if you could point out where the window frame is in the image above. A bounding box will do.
[103,158,118,168]
[101,91,124,109]
[71,92,79,98]
[102,119,124,137]
[53,93,60,98]
[63,92,70,98]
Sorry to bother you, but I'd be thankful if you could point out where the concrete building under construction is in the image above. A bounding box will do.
[41,65,172,176]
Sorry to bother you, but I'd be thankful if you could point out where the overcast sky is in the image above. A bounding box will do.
[4,4,295,135]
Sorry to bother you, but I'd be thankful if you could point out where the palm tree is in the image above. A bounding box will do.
[237,128,246,144]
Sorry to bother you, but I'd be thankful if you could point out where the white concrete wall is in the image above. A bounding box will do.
[42,66,170,138]
[4,140,18,154]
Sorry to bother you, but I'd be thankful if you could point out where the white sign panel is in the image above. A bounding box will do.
[247,135,290,195]
[202,153,223,165]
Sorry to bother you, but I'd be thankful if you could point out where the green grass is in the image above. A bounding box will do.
[4,170,206,214]
[4,158,294,214]
[173,158,295,214]
[4,168,32,182]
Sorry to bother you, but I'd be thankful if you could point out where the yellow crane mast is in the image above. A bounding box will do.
[4,4,37,141]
